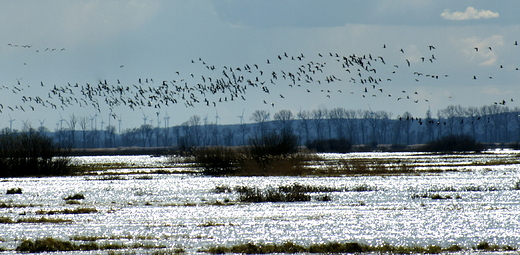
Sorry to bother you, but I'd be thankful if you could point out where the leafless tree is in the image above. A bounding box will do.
[250,110,270,137]
[273,109,294,134]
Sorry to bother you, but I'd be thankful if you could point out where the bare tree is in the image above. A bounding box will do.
[79,116,89,148]
[328,107,347,140]
[312,108,327,140]
[238,121,249,146]
[105,125,116,148]
[186,115,202,147]
[297,109,311,145]
[222,127,235,146]
[273,109,294,134]
[344,110,357,143]
[401,111,413,144]
[250,110,270,137]
[465,106,481,139]
[68,114,78,147]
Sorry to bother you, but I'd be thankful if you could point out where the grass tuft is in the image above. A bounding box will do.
[236,186,311,203]
[36,207,98,215]
[6,187,22,194]
[514,180,520,190]
[64,193,85,200]
[0,216,72,224]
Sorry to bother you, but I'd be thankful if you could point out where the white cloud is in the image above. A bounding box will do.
[461,35,503,66]
[441,6,499,21]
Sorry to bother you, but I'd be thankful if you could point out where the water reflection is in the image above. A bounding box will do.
[0,151,519,253]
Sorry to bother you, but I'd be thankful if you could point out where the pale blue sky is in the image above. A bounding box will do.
[1,1,519,131]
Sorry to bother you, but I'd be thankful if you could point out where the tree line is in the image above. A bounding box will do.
[6,104,520,149]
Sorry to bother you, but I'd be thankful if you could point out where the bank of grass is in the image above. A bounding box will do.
[71,235,158,241]
[0,202,35,208]
[0,216,72,223]
[16,237,166,253]
[316,158,419,176]
[36,207,98,215]
[201,241,516,254]
[64,193,85,200]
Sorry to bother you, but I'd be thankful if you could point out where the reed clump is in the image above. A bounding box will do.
[16,237,166,253]
[6,187,22,194]
[237,186,311,203]
[203,241,516,254]
[0,217,72,224]
[222,184,339,203]
[64,193,85,200]
[411,193,461,200]
[322,158,416,175]
[0,202,32,208]
[36,207,98,215]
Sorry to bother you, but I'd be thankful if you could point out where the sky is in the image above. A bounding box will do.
[1,0,520,131]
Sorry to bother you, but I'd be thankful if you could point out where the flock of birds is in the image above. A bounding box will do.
[1,41,520,125]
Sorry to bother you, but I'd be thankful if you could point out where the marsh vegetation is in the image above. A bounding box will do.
[0,130,75,177]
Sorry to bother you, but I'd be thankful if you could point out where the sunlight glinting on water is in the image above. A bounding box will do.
[1,151,520,253]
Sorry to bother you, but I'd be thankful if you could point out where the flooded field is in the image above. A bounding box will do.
[1,150,520,254]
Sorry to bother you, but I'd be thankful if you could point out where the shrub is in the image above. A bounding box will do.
[64,193,85,200]
[249,130,299,158]
[306,138,352,153]
[36,207,98,215]
[6,187,22,194]
[278,183,341,193]
[0,129,74,177]
[422,134,484,152]
[192,147,244,175]
[236,186,311,203]
[514,180,520,190]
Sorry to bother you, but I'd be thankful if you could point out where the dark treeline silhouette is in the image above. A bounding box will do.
[9,104,520,150]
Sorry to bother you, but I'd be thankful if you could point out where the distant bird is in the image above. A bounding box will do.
[428,45,435,50]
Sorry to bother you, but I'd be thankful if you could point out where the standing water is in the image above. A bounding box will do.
[0,151,519,254]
